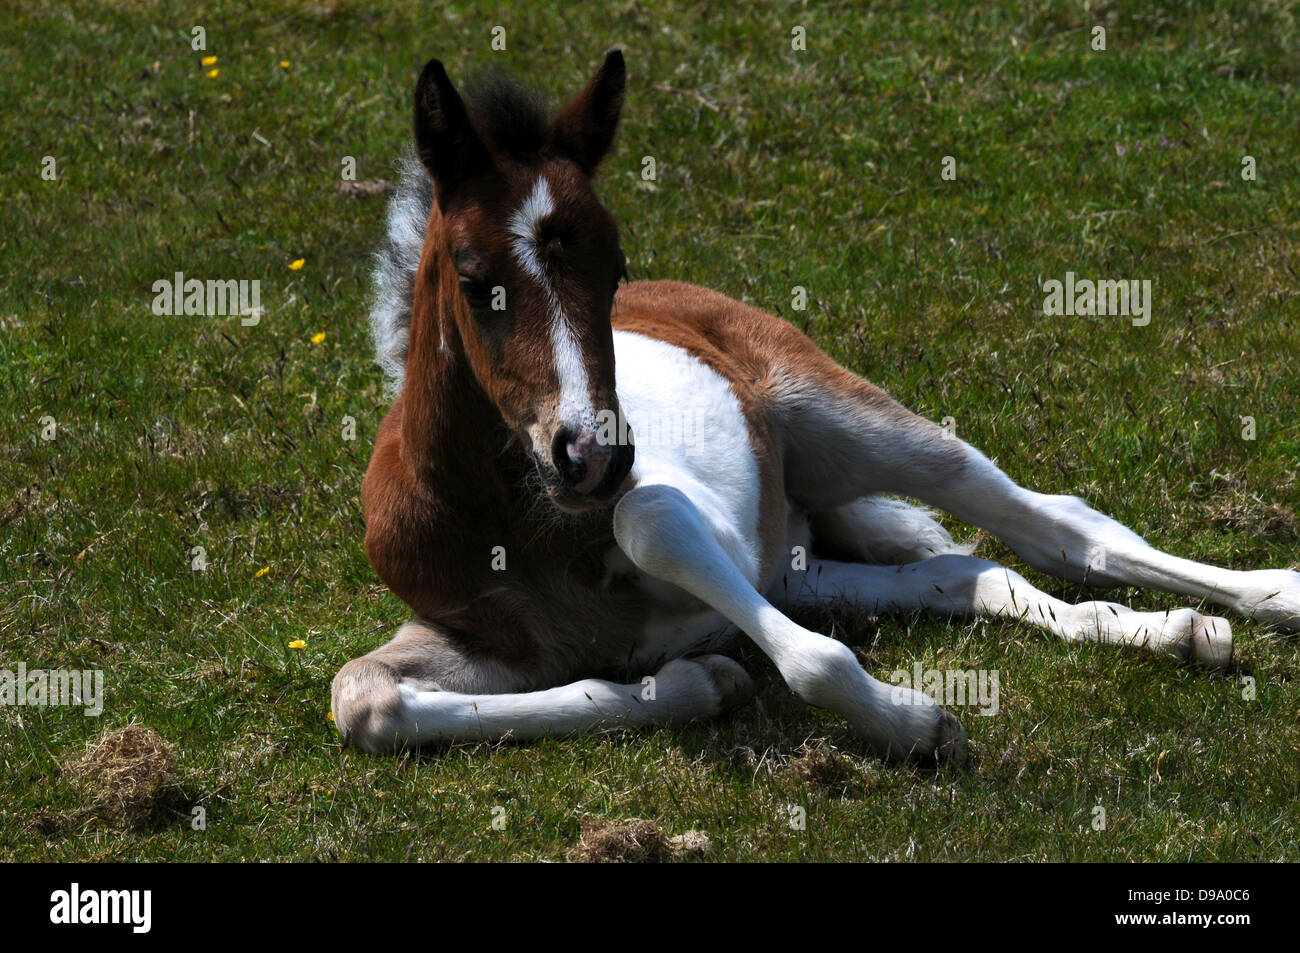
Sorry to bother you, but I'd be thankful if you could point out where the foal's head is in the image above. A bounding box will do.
[413,52,633,511]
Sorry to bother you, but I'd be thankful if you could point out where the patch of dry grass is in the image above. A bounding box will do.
[66,725,184,829]
[565,818,712,862]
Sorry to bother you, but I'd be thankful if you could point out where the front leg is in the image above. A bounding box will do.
[613,483,967,764]
[332,620,753,753]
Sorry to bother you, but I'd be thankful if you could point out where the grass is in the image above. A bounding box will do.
[1,0,1297,861]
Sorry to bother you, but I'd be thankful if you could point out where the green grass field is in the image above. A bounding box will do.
[2,0,1297,861]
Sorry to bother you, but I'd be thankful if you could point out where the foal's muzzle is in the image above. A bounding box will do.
[551,425,634,502]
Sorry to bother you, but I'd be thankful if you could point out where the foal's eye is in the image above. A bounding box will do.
[458,278,493,307]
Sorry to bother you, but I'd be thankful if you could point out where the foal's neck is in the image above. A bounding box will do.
[399,205,518,486]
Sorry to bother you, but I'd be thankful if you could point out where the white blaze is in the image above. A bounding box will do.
[507,176,590,424]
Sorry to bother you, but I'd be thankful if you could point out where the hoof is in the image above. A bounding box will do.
[1160,608,1233,669]
[926,707,969,767]
[1241,570,1300,632]
[694,654,755,712]
[1187,614,1234,669]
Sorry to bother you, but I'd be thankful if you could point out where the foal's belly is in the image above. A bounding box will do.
[603,330,768,665]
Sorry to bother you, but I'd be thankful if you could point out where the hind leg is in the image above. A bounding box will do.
[809,495,974,565]
[772,555,1233,668]
[331,620,752,753]
[769,353,1300,631]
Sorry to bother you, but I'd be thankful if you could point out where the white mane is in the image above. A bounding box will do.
[369,152,432,393]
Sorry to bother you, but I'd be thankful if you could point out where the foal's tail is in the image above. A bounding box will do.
[369,151,432,394]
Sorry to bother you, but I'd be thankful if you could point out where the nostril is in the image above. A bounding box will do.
[550,427,570,468]
[551,427,586,486]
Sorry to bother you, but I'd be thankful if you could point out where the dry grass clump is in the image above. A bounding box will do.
[667,829,712,857]
[781,743,859,790]
[1206,499,1297,538]
[66,725,183,829]
[566,818,712,862]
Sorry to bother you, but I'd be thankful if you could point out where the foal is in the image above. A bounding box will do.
[332,52,1299,763]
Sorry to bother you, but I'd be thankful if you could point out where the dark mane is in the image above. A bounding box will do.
[462,72,552,159]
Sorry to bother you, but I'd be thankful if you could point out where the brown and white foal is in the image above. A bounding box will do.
[333,52,1299,763]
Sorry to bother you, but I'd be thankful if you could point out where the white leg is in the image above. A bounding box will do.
[772,374,1300,631]
[332,646,752,753]
[912,443,1300,631]
[774,555,1233,668]
[613,483,967,763]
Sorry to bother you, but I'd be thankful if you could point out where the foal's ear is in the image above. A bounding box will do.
[413,58,491,201]
[550,50,626,175]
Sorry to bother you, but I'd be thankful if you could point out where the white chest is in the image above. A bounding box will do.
[605,330,766,662]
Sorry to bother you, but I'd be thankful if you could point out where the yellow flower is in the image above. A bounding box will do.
[151,61,160,71]
[288,258,305,271]
[279,60,291,70]
[201,55,218,67]
[327,711,335,722]
[254,566,270,578]
[206,68,219,79]
[310,332,326,344]
[288,639,307,650]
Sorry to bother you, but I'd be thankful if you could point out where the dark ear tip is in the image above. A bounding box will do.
[417,58,449,87]
[603,49,625,72]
